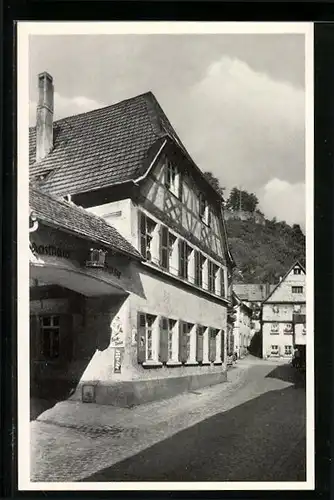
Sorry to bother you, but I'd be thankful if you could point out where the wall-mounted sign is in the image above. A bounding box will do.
[110,315,124,347]
[31,242,70,259]
[114,348,123,373]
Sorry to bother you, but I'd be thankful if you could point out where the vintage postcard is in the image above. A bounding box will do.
[17,21,314,490]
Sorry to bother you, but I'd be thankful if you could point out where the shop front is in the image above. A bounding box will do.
[29,224,136,403]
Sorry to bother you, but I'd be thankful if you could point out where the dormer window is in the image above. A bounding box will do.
[86,248,107,268]
[165,159,181,198]
[294,267,302,275]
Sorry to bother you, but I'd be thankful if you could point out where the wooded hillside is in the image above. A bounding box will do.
[226,218,306,284]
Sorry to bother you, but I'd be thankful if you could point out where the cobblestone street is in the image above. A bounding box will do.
[30,357,306,483]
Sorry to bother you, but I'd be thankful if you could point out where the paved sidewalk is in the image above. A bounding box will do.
[30,357,293,482]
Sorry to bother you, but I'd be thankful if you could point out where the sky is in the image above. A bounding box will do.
[29,32,306,229]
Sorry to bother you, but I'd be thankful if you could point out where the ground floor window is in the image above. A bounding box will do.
[40,315,60,359]
[284,345,292,356]
[137,312,157,362]
[271,344,279,356]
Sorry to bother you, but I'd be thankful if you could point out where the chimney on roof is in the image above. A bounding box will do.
[36,72,54,162]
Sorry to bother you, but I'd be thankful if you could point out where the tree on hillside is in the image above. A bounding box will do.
[203,171,225,197]
[226,187,259,213]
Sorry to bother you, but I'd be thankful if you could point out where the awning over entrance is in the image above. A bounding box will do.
[30,252,127,297]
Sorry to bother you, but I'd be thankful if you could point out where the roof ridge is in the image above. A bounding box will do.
[29,91,155,131]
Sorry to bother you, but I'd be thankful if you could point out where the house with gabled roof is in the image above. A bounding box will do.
[29,72,235,407]
[261,260,306,360]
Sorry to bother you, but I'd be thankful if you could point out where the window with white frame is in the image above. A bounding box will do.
[283,323,293,334]
[140,212,157,261]
[165,159,181,198]
[270,322,279,334]
[40,315,60,360]
[138,313,157,362]
[208,261,218,293]
[271,344,279,355]
[284,345,292,355]
[198,193,211,226]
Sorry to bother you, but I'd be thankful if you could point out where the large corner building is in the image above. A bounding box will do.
[29,72,235,407]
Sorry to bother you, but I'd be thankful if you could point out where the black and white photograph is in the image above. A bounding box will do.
[17,22,314,490]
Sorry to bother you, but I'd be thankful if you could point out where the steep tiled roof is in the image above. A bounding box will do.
[29,92,188,197]
[233,284,276,302]
[30,186,142,260]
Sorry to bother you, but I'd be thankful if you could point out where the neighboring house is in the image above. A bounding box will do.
[233,283,275,334]
[232,292,253,359]
[261,261,306,360]
[29,72,235,407]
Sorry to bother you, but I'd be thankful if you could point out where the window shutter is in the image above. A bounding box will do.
[139,213,147,257]
[221,330,225,362]
[209,328,216,362]
[220,268,225,297]
[178,240,184,277]
[196,325,204,363]
[178,321,187,363]
[159,317,169,363]
[137,313,146,363]
[160,226,169,270]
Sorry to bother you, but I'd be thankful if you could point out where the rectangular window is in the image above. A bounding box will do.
[284,323,293,334]
[284,345,292,355]
[40,315,60,359]
[208,261,218,293]
[138,313,156,362]
[293,268,302,275]
[292,286,303,294]
[165,160,181,198]
[194,251,204,287]
[270,322,279,334]
[271,345,279,355]
[198,194,211,226]
[179,240,191,279]
[199,193,206,219]
[139,212,156,261]
[180,322,193,362]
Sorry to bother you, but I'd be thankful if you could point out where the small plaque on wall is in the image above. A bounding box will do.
[82,384,95,403]
[114,348,123,373]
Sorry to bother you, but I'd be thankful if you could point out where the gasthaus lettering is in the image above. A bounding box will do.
[31,242,70,259]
